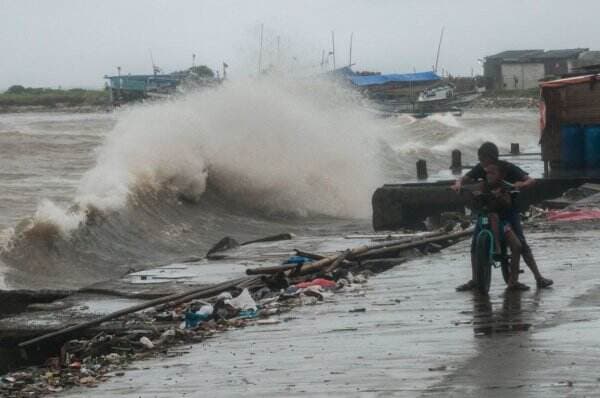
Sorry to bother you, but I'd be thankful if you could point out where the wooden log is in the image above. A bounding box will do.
[293,250,325,260]
[323,249,351,274]
[246,230,448,276]
[354,229,473,260]
[18,276,256,348]
[294,246,369,275]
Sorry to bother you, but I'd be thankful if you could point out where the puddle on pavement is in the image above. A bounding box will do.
[471,291,534,336]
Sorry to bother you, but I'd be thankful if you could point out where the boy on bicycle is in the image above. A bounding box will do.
[452,142,553,291]
[474,162,527,290]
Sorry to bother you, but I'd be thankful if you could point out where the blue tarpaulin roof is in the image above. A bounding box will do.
[349,71,441,87]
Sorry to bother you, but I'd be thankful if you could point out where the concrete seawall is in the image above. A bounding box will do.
[372,177,600,230]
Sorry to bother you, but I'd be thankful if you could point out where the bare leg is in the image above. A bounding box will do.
[489,213,502,255]
[522,249,543,280]
[505,230,522,286]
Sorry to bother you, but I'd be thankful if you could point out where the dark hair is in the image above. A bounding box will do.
[478,142,499,161]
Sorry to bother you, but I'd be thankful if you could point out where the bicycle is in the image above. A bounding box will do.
[462,183,517,294]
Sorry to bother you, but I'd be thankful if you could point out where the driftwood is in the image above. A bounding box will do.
[323,249,351,274]
[246,244,370,276]
[293,250,325,260]
[18,276,257,348]
[246,229,472,276]
[353,229,473,260]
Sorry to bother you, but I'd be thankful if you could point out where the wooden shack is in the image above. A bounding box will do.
[540,74,600,175]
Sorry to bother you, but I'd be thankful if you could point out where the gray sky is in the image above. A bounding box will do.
[1,0,598,89]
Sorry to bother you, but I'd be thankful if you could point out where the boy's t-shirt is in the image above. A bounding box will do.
[466,160,528,211]
[465,160,528,184]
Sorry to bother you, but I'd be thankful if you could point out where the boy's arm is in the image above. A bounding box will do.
[451,165,483,192]
[514,175,535,189]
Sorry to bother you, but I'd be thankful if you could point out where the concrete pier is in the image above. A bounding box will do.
[372,177,600,230]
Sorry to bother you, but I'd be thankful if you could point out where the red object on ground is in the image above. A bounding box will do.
[295,278,337,289]
[546,209,600,222]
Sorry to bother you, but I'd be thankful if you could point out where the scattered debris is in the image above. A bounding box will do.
[206,237,240,258]
[428,365,447,371]
[1,227,473,397]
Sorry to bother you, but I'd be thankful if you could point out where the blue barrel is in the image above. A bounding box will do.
[561,124,585,170]
[584,125,600,170]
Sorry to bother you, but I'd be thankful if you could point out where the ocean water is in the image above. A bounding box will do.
[0,77,541,290]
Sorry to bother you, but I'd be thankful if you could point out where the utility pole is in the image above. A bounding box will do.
[276,35,281,67]
[434,26,444,73]
[149,49,158,75]
[192,53,196,67]
[331,30,336,70]
[258,23,264,75]
[348,32,353,66]
[321,49,325,70]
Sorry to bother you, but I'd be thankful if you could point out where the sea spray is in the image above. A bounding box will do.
[74,76,386,222]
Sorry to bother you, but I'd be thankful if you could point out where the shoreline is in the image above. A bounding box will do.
[2,217,598,397]
[0,104,111,114]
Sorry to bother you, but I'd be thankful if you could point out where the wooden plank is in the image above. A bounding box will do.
[18,276,255,348]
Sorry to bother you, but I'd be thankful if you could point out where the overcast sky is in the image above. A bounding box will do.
[1,0,599,89]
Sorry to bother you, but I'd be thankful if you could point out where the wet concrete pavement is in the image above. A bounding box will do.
[58,224,600,397]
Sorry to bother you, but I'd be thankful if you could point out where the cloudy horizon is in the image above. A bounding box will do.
[1,0,599,90]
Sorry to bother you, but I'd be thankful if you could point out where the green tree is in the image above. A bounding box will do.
[189,65,215,78]
[6,85,26,94]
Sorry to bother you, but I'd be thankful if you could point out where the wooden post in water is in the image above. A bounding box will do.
[510,143,520,155]
[450,149,462,174]
[416,159,428,180]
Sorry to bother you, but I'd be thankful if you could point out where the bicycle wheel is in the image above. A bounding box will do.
[475,231,493,295]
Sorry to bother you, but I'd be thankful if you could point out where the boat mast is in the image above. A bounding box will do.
[348,32,353,67]
[331,31,336,70]
[434,26,444,73]
[258,23,264,75]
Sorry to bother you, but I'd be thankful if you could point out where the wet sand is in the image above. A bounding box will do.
[58,223,600,397]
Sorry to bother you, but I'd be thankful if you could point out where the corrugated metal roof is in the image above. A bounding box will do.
[540,73,600,88]
[534,48,588,59]
[487,49,588,62]
[486,50,544,60]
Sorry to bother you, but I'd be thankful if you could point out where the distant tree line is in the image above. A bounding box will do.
[1,85,109,107]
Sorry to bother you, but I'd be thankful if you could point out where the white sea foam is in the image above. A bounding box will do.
[39,76,387,229]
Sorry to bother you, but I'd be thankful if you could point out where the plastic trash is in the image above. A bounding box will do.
[302,285,324,300]
[217,292,233,301]
[227,288,257,311]
[184,309,211,329]
[256,318,280,325]
[300,295,319,305]
[198,304,214,317]
[295,278,337,289]
[237,309,258,319]
[547,209,600,221]
[139,336,154,349]
[283,255,313,265]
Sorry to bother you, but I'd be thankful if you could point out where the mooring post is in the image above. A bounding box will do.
[450,149,462,174]
[510,143,520,155]
[416,159,428,180]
